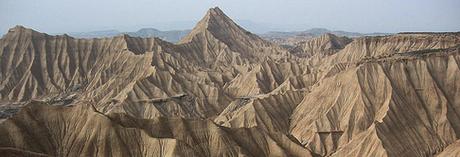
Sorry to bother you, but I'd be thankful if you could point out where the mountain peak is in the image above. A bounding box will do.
[179,6,236,43]
[207,7,225,17]
[179,7,262,45]
[176,7,287,66]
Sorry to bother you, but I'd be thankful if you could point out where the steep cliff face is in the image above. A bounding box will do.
[290,47,460,157]
[0,26,173,120]
[1,7,460,157]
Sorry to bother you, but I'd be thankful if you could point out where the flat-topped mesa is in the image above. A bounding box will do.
[3,25,55,40]
[398,32,460,35]
[328,32,460,64]
[7,25,33,33]
[5,25,72,39]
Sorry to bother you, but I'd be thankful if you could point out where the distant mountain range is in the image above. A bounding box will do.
[68,28,191,43]
[259,28,392,47]
[67,27,391,45]
[260,28,391,38]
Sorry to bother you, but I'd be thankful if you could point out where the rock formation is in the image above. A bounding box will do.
[0,6,459,157]
[290,33,352,57]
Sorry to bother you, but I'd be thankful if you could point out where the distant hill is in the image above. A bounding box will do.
[69,28,190,43]
[260,28,391,38]
[67,29,121,38]
[259,28,392,47]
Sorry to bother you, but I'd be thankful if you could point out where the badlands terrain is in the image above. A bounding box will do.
[1,7,460,157]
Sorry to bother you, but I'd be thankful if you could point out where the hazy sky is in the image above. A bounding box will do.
[1,0,459,34]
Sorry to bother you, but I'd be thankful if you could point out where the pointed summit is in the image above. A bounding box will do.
[179,7,279,56]
[180,7,239,40]
[179,7,264,45]
[176,7,289,66]
[207,6,226,17]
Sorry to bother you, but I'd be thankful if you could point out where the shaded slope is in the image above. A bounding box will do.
[0,102,312,157]
[0,103,196,157]
[223,61,317,97]
[215,90,306,133]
